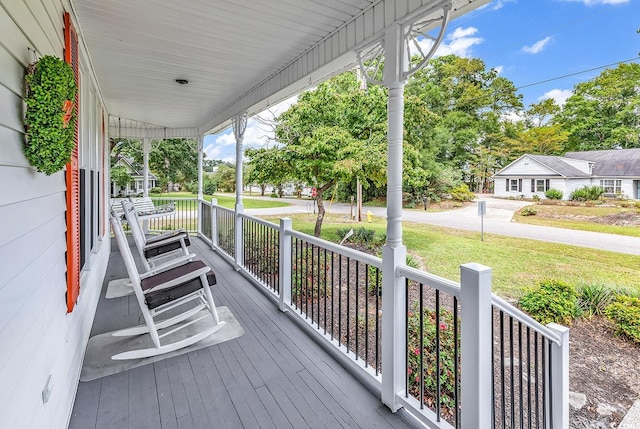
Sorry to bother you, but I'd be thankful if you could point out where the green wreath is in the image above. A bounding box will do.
[24,55,78,175]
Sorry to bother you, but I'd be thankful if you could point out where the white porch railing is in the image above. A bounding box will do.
[194,198,569,429]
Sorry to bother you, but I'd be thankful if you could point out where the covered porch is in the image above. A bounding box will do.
[70,236,420,428]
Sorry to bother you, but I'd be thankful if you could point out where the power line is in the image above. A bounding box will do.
[516,56,640,90]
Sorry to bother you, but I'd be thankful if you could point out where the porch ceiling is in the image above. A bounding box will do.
[72,0,488,135]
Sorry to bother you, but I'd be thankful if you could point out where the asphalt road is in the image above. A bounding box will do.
[243,194,640,256]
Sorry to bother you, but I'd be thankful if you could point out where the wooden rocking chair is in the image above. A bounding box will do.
[110,213,225,360]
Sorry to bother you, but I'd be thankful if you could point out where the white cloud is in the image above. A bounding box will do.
[489,0,517,10]
[560,0,628,5]
[413,26,484,59]
[538,89,573,106]
[494,65,504,74]
[204,95,298,162]
[522,36,552,54]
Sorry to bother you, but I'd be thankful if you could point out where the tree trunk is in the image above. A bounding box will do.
[260,184,266,196]
[314,195,325,237]
[313,182,333,237]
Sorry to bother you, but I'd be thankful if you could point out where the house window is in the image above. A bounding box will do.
[510,179,519,191]
[600,179,622,194]
[536,179,550,193]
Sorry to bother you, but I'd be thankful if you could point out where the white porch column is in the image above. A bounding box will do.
[142,137,150,233]
[143,138,150,197]
[197,135,204,235]
[233,112,248,269]
[381,23,407,412]
[197,135,204,200]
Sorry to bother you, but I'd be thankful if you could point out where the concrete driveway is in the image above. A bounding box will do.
[243,194,640,256]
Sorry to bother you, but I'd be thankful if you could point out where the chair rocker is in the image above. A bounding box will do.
[110,214,225,360]
[120,199,194,272]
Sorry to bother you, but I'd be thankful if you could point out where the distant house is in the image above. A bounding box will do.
[111,157,157,196]
[493,149,640,200]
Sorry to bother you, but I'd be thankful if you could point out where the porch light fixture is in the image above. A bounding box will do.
[175,78,189,85]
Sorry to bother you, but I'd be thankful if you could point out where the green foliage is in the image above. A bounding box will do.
[149,138,198,188]
[449,184,475,202]
[519,279,578,325]
[212,163,236,193]
[545,188,563,200]
[110,165,131,189]
[186,175,217,195]
[605,295,640,345]
[270,193,278,198]
[557,63,640,151]
[576,283,617,318]
[150,187,162,194]
[520,207,537,216]
[24,55,77,175]
[291,247,331,301]
[570,186,604,202]
[407,307,458,413]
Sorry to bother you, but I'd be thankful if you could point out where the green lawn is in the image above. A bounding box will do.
[514,203,640,237]
[262,213,640,299]
[150,192,290,209]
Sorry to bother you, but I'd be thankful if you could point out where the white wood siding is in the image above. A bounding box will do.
[0,2,109,428]
[499,156,557,176]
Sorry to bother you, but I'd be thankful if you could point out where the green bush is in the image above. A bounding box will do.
[449,184,475,202]
[570,186,604,202]
[545,188,563,200]
[520,207,537,216]
[407,307,458,413]
[270,193,279,198]
[576,283,616,318]
[519,279,578,325]
[605,296,640,345]
[150,187,162,194]
[335,227,376,245]
[532,194,541,202]
[368,253,419,294]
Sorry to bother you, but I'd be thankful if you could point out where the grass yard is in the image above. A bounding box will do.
[150,192,290,209]
[513,202,640,237]
[262,212,640,299]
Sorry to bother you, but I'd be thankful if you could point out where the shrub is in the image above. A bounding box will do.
[545,188,563,200]
[270,193,279,198]
[576,283,616,318]
[291,246,331,301]
[407,307,458,414]
[150,187,162,194]
[519,279,578,325]
[570,186,604,202]
[520,207,537,216]
[336,227,376,245]
[532,194,541,202]
[605,295,640,345]
[449,184,475,202]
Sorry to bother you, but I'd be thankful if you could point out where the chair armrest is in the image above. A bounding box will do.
[141,260,210,292]
[140,253,197,279]
[146,229,187,244]
[143,233,188,250]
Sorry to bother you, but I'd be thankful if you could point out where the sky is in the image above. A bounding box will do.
[203,0,640,162]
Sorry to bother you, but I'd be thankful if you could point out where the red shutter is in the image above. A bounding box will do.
[64,12,81,312]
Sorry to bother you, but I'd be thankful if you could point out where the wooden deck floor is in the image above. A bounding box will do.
[70,237,421,429]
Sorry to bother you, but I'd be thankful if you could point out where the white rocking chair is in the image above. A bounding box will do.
[120,199,194,272]
[110,213,225,360]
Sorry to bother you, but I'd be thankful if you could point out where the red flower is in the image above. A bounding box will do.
[407,368,413,375]
[414,348,420,356]
[440,323,446,330]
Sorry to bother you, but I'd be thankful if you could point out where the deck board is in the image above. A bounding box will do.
[69,237,421,429]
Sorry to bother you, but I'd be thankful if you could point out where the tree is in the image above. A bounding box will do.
[110,165,131,196]
[149,138,198,190]
[556,63,640,151]
[245,147,290,196]
[274,71,388,236]
[405,55,522,193]
[212,163,236,193]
